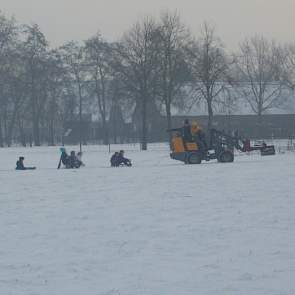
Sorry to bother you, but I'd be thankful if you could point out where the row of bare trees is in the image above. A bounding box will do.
[0,10,295,149]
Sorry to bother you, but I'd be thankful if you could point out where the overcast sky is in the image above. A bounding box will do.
[0,0,294,49]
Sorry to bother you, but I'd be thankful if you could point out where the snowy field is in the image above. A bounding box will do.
[1,144,295,295]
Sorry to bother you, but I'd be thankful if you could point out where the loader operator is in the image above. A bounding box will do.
[191,121,208,154]
[182,119,193,142]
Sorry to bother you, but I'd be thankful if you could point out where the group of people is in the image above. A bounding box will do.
[57,148,85,169]
[16,148,132,170]
[110,150,132,167]
[16,120,205,170]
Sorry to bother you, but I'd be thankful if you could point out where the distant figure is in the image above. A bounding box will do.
[76,151,85,167]
[110,152,119,167]
[58,148,81,169]
[243,139,251,152]
[117,150,132,167]
[191,121,208,152]
[68,151,81,169]
[110,150,132,167]
[167,119,193,143]
[16,156,36,170]
[58,147,69,169]
[182,119,192,142]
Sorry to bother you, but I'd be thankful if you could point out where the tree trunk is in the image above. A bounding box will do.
[18,115,26,147]
[31,74,40,146]
[33,115,40,146]
[48,119,55,146]
[207,98,214,147]
[141,96,148,151]
[0,117,3,147]
[101,114,109,145]
[100,70,109,145]
[165,102,172,146]
[6,107,18,147]
[78,83,83,152]
[207,99,213,130]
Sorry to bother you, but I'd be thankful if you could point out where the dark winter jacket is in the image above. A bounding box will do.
[182,124,193,142]
[110,153,119,167]
[16,160,25,170]
[110,153,132,167]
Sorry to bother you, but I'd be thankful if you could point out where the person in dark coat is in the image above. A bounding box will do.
[117,150,132,166]
[167,119,192,143]
[111,150,132,167]
[182,119,193,142]
[68,151,81,169]
[110,152,119,167]
[16,157,36,170]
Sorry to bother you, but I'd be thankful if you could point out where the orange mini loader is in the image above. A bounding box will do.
[168,128,275,164]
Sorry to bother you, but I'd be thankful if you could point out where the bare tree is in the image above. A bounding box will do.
[43,50,69,145]
[281,43,295,90]
[234,36,284,117]
[157,11,191,136]
[22,24,49,146]
[112,17,159,150]
[188,22,229,130]
[85,33,111,145]
[0,11,17,147]
[60,41,88,151]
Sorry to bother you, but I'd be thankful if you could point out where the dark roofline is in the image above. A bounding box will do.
[171,114,295,119]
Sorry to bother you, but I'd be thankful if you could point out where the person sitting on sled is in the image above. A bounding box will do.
[110,150,132,167]
[117,150,132,167]
[110,152,119,167]
[68,151,82,169]
[76,151,85,167]
[16,156,36,170]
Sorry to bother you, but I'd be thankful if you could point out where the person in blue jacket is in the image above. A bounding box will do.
[16,157,36,170]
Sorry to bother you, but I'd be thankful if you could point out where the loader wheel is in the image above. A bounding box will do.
[187,152,202,164]
[218,151,234,163]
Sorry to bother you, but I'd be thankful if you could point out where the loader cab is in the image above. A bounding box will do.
[170,132,203,164]
[171,134,198,153]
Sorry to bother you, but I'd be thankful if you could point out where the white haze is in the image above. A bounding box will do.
[0,0,295,48]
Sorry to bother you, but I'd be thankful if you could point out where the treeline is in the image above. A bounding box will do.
[0,10,295,149]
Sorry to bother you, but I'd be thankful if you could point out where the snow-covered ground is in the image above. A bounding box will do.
[1,144,295,295]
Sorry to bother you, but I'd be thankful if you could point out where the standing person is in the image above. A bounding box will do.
[191,121,208,154]
[58,147,69,169]
[182,119,192,142]
[16,157,36,170]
